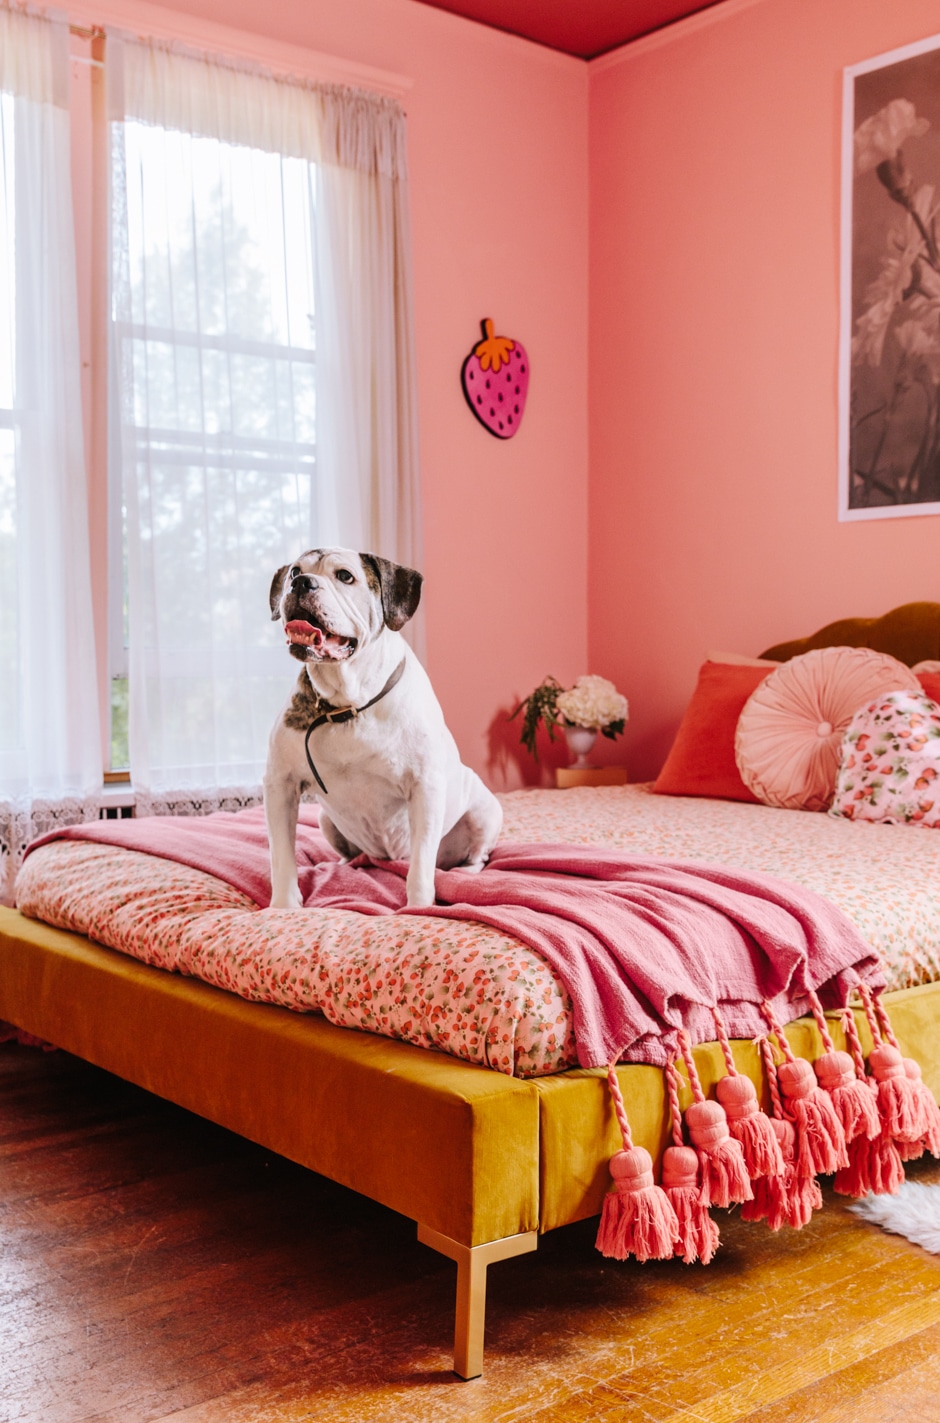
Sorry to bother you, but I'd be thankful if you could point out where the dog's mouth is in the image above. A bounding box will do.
[285,619,357,663]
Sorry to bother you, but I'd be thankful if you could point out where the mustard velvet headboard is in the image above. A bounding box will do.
[760,602,940,667]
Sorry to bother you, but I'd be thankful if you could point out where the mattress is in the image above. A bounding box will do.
[15,785,940,1077]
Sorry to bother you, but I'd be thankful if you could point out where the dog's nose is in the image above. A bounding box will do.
[291,574,315,595]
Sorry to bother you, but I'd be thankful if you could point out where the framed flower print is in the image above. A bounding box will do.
[841,34,940,520]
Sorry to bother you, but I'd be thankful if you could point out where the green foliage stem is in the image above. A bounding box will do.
[508,676,564,762]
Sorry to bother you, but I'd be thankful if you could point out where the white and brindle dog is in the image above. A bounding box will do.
[264,548,503,909]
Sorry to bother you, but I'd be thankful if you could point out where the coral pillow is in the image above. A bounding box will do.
[830,690,940,827]
[734,647,921,812]
[918,671,940,703]
[654,662,775,802]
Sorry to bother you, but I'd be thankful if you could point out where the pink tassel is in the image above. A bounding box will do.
[712,1009,784,1181]
[762,1002,848,1176]
[807,993,879,1145]
[786,1160,824,1228]
[741,1118,793,1230]
[831,1008,904,1197]
[898,1059,940,1161]
[661,1146,720,1265]
[819,1053,881,1141]
[861,987,935,1152]
[677,1030,752,1208]
[880,1000,940,1154]
[869,1043,924,1140]
[778,1060,849,1176]
[741,1039,821,1229]
[835,1127,904,1197]
[741,1173,783,1229]
[596,1065,680,1262]
[663,1058,719,1265]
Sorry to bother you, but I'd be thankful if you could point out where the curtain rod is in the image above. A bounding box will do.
[69,21,104,65]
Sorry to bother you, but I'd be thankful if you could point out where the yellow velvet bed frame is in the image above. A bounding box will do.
[2,602,939,1379]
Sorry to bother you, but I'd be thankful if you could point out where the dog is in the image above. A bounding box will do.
[264,548,503,909]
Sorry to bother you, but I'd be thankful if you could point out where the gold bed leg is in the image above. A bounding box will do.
[417,1223,538,1380]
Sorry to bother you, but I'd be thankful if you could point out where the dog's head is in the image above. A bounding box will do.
[269,549,423,663]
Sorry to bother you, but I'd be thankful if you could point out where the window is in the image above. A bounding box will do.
[110,116,319,777]
[0,14,420,834]
[105,38,422,796]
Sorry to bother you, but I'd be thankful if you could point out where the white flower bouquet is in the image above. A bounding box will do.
[556,675,629,731]
[510,674,628,761]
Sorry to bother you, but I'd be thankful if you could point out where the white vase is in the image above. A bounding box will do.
[564,724,597,769]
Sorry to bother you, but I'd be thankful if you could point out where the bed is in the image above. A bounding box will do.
[2,602,940,1379]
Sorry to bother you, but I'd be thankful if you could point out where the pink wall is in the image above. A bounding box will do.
[72,0,939,793]
[68,0,589,789]
[588,0,940,781]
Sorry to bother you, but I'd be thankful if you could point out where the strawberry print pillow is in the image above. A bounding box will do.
[830,690,940,827]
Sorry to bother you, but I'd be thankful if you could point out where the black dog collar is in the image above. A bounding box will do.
[304,658,407,795]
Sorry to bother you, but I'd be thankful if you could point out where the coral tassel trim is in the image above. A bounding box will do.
[595,1064,680,1262]
[677,1030,752,1208]
[663,1057,719,1265]
[712,1008,785,1181]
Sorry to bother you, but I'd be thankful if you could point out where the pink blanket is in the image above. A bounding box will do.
[24,807,884,1069]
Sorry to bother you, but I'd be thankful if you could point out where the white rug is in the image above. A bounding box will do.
[850,1182,940,1253]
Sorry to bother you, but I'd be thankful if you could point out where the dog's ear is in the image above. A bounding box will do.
[360,554,423,631]
[269,564,289,621]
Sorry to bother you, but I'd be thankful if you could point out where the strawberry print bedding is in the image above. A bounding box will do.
[15,839,577,1077]
[502,786,940,991]
[15,785,940,1076]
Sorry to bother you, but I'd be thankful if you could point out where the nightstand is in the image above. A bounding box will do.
[555,766,628,789]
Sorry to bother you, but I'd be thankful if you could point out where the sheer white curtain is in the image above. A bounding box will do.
[315,103,422,577]
[0,6,102,903]
[107,38,422,798]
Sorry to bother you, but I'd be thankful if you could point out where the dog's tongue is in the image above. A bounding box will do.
[285,620,322,649]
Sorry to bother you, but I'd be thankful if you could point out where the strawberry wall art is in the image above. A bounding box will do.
[461,318,529,439]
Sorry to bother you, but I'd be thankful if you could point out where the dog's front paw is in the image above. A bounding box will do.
[405,872,436,909]
[269,884,304,910]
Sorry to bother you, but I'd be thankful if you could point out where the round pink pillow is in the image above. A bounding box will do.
[734,646,920,811]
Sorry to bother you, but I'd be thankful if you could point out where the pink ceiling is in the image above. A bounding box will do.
[408,0,725,59]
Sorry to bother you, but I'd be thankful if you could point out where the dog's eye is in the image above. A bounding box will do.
[335,569,355,585]
[289,566,301,581]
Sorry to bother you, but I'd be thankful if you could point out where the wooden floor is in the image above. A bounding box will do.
[4,1042,940,1423]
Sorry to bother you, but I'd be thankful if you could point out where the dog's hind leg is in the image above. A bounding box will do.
[438,782,503,874]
